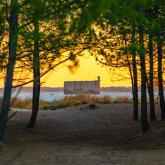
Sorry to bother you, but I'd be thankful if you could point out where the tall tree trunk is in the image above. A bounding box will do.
[157,37,165,120]
[148,34,156,121]
[131,25,139,121]
[132,54,139,120]
[27,17,40,128]
[0,0,18,140]
[126,54,136,119]
[138,25,150,133]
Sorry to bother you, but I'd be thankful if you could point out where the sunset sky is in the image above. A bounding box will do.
[42,55,131,87]
[0,54,131,88]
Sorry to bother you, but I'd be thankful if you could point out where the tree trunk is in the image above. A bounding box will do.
[157,37,165,120]
[0,0,18,140]
[138,25,150,133]
[148,34,156,121]
[27,17,40,128]
[132,54,139,120]
[131,25,139,121]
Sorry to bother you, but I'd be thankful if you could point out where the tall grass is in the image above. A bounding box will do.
[11,98,32,109]
[0,94,160,110]
[0,94,133,110]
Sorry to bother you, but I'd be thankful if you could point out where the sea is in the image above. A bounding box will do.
[1,91,160,102]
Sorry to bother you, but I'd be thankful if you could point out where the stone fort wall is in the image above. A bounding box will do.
[64,77,100,94]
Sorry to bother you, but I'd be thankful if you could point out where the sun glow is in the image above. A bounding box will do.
[42,55,131,87]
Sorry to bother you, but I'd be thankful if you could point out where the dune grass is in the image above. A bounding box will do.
[0,94,134,110]
[2,94,133,110]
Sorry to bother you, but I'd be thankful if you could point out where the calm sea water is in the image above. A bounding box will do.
[0,91,159,102]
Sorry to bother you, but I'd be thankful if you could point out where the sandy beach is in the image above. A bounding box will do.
[0,104,165,165]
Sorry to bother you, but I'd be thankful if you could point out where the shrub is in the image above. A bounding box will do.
[113,96,132,103]
[89,104,97,109]
[93,96,113,104]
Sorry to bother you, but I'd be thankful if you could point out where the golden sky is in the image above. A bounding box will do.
[41,55,131,87]
[0,55,131,88]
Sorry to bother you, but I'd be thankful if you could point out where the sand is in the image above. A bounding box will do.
[0,104,165,165]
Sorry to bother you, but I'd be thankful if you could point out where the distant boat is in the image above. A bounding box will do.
[50,93,54,95]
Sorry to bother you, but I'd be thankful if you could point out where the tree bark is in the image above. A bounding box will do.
[138,25,150,133]
[148,34,156,121]
[131,25,139,121]
[0,0,18,140]
[157,37,165,120]
[132,54,139,120]
[27,17,40,128]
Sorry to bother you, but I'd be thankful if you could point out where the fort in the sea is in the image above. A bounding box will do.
[64,77,100,94]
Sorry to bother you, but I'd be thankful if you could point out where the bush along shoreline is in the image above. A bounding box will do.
[4,94,159,110]
[5,94,134,110]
